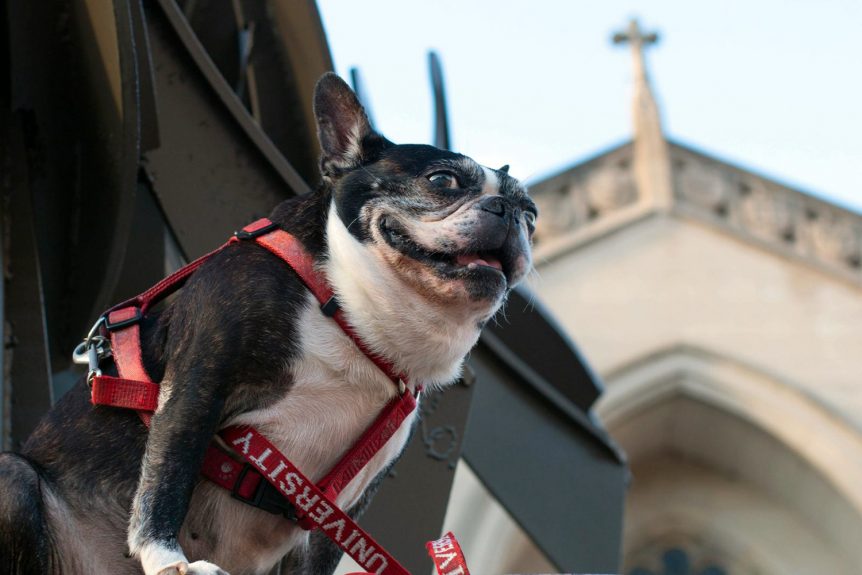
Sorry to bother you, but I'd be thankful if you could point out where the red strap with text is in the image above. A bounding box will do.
[426,532,471,575]
[220,424,410,575]
[341,531,472,575]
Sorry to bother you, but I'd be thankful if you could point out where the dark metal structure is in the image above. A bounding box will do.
[2,1,627,573]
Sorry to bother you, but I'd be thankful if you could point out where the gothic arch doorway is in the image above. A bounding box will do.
[597,345,862,575]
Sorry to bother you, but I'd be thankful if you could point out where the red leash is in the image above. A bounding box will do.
[84,218,470,575]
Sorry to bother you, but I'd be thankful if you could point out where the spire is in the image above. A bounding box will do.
[613,19,673,209]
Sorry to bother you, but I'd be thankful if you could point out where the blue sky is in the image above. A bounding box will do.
[317,1,862,213]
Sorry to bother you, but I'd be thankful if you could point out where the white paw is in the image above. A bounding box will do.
[156,560,230,575]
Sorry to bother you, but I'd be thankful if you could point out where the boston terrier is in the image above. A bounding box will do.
[0,73,536,575]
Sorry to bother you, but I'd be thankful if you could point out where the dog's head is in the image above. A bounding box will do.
[315,73,535,323]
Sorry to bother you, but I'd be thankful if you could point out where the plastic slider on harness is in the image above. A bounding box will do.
[320,296,339,317]
[104,306,143,330]
[231,462,299,520]
[234,221,279,240]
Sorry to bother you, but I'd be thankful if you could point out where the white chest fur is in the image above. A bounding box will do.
[228,293,415,512]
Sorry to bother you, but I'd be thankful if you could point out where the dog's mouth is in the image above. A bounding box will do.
[454,253,503,272]
[380,218,511,284]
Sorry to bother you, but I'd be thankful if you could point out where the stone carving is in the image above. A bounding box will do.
[736,180,795,243]
[799,210,861,268]
[670,150,862,281]
[585,160,637,215]
[673,160,730,215]
[533,186,581,238]
[531,144,862,282]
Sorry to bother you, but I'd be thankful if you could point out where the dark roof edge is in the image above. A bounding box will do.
[478,329,627,465]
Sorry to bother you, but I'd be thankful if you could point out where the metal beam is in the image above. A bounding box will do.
[488,288,606,414]
[3,115,54,449]
[428,51,451,151]
[142,1,311,259]
[463,343,626,573]
[154,0,312,198]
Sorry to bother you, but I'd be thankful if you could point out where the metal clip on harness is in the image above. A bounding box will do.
[72,316,110,385]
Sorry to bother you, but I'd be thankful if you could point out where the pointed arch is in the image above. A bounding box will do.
[597,344,862,572]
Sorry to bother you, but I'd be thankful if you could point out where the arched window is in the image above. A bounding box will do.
[629,548,727,575]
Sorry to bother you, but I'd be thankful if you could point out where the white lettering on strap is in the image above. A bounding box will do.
[322,518,346,542]
[351,537,375,564]
[295,486,320,512]
[308,500,334,524]
[427,532,470,575]
[342,529,360,548]
[267,461,287,481]
[438,552,458,570]
[250,447,272,471]
[366,552,389,575]
[432,539,454,555]
[282,471,302,495]
[231,431,253,455]
[219,425,434,575]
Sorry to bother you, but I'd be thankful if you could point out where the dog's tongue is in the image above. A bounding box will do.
[457,253,503,271]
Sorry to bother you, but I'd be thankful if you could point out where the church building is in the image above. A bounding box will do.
[444,19,862,575]
[530,19,862,575]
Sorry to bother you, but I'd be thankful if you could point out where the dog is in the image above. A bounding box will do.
[0,73,536,575]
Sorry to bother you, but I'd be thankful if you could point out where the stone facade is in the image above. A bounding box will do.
[525,133,862,575]
[532,142,862,286]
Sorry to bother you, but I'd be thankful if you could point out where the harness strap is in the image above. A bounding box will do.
[426,532,471,575]
[316,389,416,498]
[91,375,159,413]
[230,219,406,387]
[106,307,149,382]
[195,389,417,521]
[221,425,410,575]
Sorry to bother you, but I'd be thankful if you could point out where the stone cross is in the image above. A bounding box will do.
[611,18,672,208]
[612,18,659,49]
[612,19,659,83]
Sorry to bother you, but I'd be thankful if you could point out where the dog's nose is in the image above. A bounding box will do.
[478,196,508,218]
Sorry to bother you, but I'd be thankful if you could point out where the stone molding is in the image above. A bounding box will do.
[530,141,862,284]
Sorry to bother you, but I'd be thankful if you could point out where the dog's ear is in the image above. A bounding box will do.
[314,73,389,177]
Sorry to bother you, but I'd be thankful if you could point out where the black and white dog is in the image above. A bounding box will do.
[0,74,536,575]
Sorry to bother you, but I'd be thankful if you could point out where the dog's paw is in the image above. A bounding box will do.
[156,560,229,575]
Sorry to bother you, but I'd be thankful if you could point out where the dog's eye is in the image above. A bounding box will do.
[427,171,461,190]
[524,210,537,232]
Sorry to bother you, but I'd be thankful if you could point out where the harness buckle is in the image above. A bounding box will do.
[72,316,111,386]
[320,296,339,317]
[231,463,299,520]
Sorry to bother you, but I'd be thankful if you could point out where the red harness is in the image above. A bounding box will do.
[85,218,470,575]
